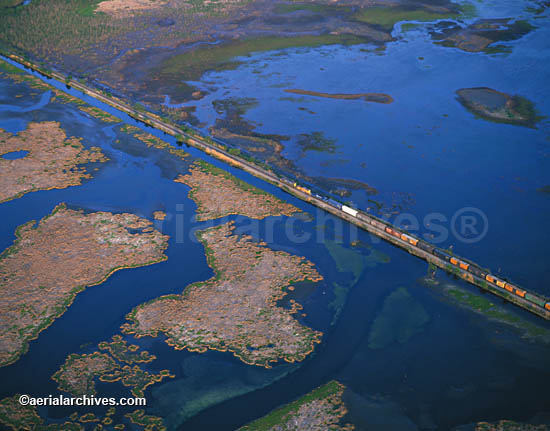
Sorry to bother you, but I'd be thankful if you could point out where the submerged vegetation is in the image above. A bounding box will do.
[325,240,390,284]
[297,131,338,154]
[428,279,550,341]
[368,287,430,350]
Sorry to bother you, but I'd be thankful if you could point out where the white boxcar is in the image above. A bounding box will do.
[342,205,358,217]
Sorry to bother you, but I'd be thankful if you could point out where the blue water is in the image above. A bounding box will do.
[1,150,28,159]
[180,1,550,299]
[1,0,550,428]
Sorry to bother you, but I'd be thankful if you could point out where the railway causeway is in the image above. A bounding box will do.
[4,53,549,321]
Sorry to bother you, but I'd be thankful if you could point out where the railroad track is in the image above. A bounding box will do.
[4,53,549,321]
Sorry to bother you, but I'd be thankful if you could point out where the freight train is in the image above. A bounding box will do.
[292,182,550,314]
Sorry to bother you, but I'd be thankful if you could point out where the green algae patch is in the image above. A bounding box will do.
[354,5,461,31]
[239,380,353,431]
[368,287,429,350]
[427,278,550,341]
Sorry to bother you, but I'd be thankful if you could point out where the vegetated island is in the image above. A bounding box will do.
[456,87,542,128]
[175,160,298,221]
[153,211,167,221]
[238,380,354,430]
[430,18,535,53]
[120,124,189,161]
[0,394,165,431]
[0,204,169,368]
[0,121,107,203]
[122,221,323,368]
[285,89,394,104]
[53,347,173,398]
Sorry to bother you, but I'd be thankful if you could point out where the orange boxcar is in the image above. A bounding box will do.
[459,262,469,270]
[545,303,550,311]
[450,257,458,265]
[486,275,496,284]
[504,283,515,293]
[515,288,526,298]
[496,279,506,289]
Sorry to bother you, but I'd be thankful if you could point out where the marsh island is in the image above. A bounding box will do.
[175,161,298,221]
[0,121,107,203]
[0,204,169,368]
[123,221,323,367]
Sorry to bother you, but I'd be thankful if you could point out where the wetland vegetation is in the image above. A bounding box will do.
[122,222,324,368]
[0,204,169,368]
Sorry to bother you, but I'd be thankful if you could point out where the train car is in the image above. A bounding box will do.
[485,274,496,284]
[468,265,486,279]
[400,233,419,246]
[433,248,452,262]
[342,205,358,217]
[503,282,515,293]
[495,279,506,289]
[355,212,369,222]
[384,226,399,238]
[369,219,387,231]
[293,183,312,195]
[525,293,547,308]
[416,240,435,254]
[449,257,470,271]
[327,199,342,210]
[514,287,526,298]
[546,303,550,311]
